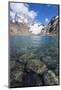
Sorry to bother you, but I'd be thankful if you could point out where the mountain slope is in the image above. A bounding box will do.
[46,16,59,35]
[9,21,32,35]
[9,21,45,35]
[9,15,59,35]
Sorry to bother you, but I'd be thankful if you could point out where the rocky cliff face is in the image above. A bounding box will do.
[46,16,59,35]
[9,21,32,35]
[9,15,59,35]
[9,21,45,35]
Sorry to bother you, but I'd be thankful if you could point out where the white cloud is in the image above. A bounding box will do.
[45,18,49,22]
[10,3,28,13]
[10,3,37,23]
[28,10,37,19]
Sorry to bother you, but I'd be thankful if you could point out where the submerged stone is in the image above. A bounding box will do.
[40,55,57,70]
[54,64,59,76]
[23,71,43,87]
[10,59,16,70]
[19,53,35,63]
[12,70,23,82]
[43,70,59,85]
[27,59,47,75]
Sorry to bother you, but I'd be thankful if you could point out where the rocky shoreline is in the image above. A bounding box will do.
[9,52,59,88]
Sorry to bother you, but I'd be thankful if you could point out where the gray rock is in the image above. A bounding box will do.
[54,64,59,76]
[27,59,47,75]
[12,70,23,82]
[43,70,59,85]
[10,59,24,83]
[34,74,43,86]
[23,71,43,86]
[10,60,16,70]
[40,55,57,70]
[46,16,59,35]
[19,53,35,63]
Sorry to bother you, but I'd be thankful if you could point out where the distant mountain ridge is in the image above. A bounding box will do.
[9,15,59,35]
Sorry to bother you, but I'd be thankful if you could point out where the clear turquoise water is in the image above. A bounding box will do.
[9,35,59,87]
[10,35,59,69]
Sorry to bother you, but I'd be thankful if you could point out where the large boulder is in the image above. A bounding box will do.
[27,59,48,75]
[9,60,25,87]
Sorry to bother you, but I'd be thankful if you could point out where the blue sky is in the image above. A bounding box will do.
[28,3,59,25]
[10,2,59,25]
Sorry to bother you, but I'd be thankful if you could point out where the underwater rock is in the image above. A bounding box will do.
[40,55,57,70]
[27,59,48,75]
[43,70,59,85]
[9,72,15,83]
[54,64,59,76]
[10,59,16,70]
[10,64,24,88]
[12,70,23,82]
[23,71,43,87]
[10,59,25,86]
[19,53,35,64]
[33,74,43,86]
[10,52,59,87]
[10,80,23,88]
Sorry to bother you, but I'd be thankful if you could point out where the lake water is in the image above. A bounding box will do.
[9,35,59,87]
[10,35,59,70]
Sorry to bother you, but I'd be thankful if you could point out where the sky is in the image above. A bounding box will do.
[10,2,59,25]
[28,3,59,25]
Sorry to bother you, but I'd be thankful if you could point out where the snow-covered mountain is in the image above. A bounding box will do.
[9,20,45,35]
[29,23,45,34]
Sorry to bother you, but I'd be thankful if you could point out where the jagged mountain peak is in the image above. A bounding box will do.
[9,15,59,35]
